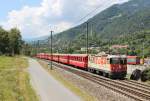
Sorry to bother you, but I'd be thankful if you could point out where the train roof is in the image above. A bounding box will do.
[38,53,126,58]
[127,56,138,58]
[43,53,88,56]
[89,54,126,58]
[108,55,126,58]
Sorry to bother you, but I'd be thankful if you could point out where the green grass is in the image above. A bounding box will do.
[37,59,98,101]
[0,56,39,101]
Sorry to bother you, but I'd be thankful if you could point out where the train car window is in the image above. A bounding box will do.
[127,58,136,63]
[121,59,127,64]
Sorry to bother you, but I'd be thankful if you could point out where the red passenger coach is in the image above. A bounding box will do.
[127,56,140,65]
[69,54,88,69]
[44,54,49,60]
[52,54,59,62]
[36,53,46,59]
[47,54,52,60]
[59,54,69,64]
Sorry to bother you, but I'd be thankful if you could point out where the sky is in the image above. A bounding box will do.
[0,0,129,39]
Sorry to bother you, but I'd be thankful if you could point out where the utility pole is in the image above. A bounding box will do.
[86,22,89,55]
[37,40,40,54]
[90,24,93,40]
[125,33,128,56]
[142,42,144,59]
[34,41,37,56]
[50,31,53,70]
[108,40,111,54]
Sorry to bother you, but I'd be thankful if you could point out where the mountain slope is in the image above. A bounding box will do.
[54,0,150,42]
[34,0,150,56]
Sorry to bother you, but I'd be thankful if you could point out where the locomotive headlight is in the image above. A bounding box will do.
[119,65,121,69]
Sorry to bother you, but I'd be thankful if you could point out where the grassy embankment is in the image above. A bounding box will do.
[37,59,97,101]
[0,56,38,101]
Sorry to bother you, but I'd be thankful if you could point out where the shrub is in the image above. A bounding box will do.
[141,68,150,82]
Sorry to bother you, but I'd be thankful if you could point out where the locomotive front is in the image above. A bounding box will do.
[88,54,127,79]
[109,55,127,79]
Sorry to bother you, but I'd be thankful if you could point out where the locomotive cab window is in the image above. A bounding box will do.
[110,58,120,64]
[120,58,127,65]
[110,58,127,64]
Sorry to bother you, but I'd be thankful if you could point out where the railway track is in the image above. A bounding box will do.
[41,59,150,101]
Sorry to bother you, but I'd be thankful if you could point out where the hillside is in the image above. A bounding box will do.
[54,0,150,41]
[32,0,150,57]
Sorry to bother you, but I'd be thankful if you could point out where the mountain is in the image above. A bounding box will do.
[53,0,150,45]
[24,35,49,43]
[33,0,150,56]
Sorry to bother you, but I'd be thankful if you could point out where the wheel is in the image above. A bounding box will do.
[88,68,91,72]
[91,69,95,73]
[103,72,108,78]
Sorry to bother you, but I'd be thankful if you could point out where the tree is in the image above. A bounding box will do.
[0,27,9,54]
[8,28,22,56]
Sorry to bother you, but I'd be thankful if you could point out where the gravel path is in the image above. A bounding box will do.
[28,58,81,101]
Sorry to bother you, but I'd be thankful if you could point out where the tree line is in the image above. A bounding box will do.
[0,26,23,56]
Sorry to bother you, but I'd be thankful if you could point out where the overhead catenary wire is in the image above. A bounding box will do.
[76,4,103,25]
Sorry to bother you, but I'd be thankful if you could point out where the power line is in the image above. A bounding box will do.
[75,4,103,25]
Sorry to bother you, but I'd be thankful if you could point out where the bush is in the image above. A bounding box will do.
[141,68,150,82]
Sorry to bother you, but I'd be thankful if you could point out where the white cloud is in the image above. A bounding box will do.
[1,0,129,39]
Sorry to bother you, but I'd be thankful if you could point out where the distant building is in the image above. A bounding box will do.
[81,47,87,51]
[111,45,128,49]
[81,47,100,52]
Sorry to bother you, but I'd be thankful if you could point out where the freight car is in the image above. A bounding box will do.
[127,56,140,65]
[36,53,127,79]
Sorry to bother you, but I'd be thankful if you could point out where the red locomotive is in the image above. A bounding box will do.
[36,53,127,79]
[127,56,140,65]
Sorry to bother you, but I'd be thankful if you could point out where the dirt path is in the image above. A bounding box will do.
[28,58,81,101]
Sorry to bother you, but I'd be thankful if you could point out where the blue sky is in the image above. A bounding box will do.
[0,0,41,21]
[0,0,129,39]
